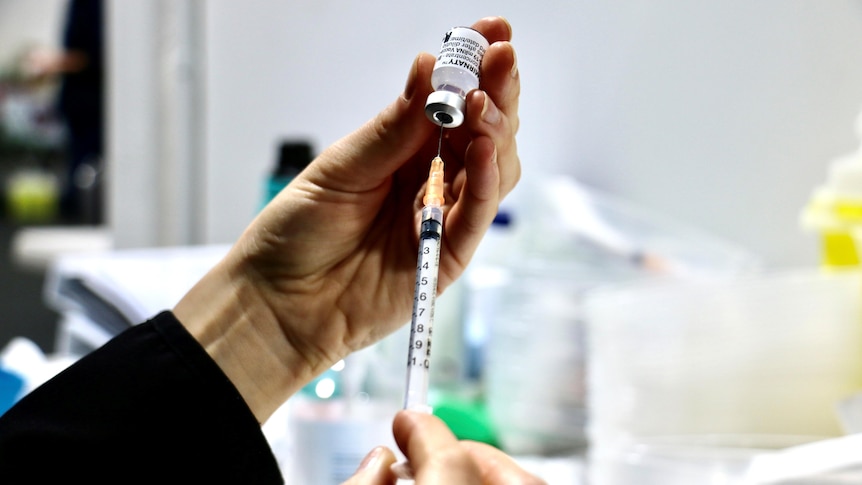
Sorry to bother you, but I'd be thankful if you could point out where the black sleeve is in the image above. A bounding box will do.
[0,311,284,484]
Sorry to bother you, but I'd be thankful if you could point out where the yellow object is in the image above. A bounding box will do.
[423,156,445,207]
[5,170,58,223]
[821,232,860,267]
[801,110,862,268]
[802,190,862,268]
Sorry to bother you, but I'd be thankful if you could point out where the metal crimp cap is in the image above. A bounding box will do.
[425,91,465,128]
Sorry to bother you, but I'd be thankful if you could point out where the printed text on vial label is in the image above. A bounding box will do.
[437,36,486,77]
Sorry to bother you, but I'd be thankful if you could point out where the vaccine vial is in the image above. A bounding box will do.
[425,27,489,128]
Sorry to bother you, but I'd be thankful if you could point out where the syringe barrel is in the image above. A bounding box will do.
[404,366,433,414]
[420,206,443,236]
[403,205,444,413]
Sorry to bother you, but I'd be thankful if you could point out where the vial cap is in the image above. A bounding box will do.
[275,141,313,177]
[425,91,465,128]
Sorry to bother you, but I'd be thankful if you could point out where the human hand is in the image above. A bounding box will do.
[175,16,520,422]
[21,47,87,79]
[342,410,546,484]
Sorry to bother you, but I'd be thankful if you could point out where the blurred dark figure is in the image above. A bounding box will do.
[30,0,104,223]
[59,0,103,223]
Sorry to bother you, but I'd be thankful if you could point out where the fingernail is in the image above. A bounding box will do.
[499,16,513,39]
[390,460,415,480]
[510,49,519,78]
[403,56,420,100]
[356,446,383,472]
[481,91,501,124]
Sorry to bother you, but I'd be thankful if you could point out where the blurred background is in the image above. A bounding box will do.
[4,1,862,483]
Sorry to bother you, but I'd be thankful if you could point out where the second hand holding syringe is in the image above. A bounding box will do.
[403,155,445,414]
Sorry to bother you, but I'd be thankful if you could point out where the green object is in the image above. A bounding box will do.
[432,392,499,447]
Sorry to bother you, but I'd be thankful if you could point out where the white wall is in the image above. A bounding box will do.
[111,1,862,266]
[564,2,862,267]
[201,1,535,243]
[108,0,207,248]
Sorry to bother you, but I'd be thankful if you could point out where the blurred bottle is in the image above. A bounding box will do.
[261,140,313,209]
[271,342,403,484]
[5,168,59,223]
[463,211,514,382]
[801,109,862,268]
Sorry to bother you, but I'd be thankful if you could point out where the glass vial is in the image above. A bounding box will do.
[425,27,489,128]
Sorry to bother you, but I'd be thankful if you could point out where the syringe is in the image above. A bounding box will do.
[403,154,445,414]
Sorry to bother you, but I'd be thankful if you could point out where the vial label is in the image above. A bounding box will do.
[434,27,488,82]
[426,27,489,127]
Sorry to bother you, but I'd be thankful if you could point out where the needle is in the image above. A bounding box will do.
[437,123,444,158]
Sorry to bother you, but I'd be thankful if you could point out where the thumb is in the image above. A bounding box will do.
[322,52,437,188]
[341,446,398,485]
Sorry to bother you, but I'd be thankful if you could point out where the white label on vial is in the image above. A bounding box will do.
[434,28,488,81]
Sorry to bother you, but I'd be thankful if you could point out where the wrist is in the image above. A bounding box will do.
[173,255,311,423]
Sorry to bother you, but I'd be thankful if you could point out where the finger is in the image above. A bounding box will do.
[315,52,437,191]
[470,16,514,44]
[440,135,500,280]
[472,16,518,125]
[460,441,549,485]
[465,89,520,198]
[480,41,520,126]
[438,40,519,178]
[392,410,458,465]
[392,410,481,484]
[341,446,398,485]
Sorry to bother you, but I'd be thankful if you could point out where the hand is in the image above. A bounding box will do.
[342,411,546,484]
[21,47,87,79]
[175,16,520,422]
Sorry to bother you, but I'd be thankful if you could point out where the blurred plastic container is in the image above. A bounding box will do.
[585,269,862,484]
[268,345,403,484]
[0,367,24,416]
[485,259,592,454]
[479,174,759,455]
[284,398,398,484]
